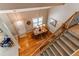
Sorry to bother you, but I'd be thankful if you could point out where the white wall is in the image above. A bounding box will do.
[48,3,79,33]
[0,16,18,56]
[8,9,48,35]
[0,14,17,36]
[0,9,48,56]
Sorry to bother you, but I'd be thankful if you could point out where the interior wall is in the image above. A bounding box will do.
[0,14,17,36]
[0,18,18,56]
[48,3,79,33]
[0,9,48,55]
[7,9,48,35]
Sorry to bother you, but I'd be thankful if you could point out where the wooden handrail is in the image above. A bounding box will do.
[54,12,78,34]
[34,12,79,56]
[31,34,54,56]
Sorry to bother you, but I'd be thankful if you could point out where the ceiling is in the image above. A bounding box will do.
[0,3,64,10]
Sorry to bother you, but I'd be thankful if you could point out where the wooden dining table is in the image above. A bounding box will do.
[33,26,48,35]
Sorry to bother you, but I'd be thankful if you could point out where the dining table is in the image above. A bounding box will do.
[33,26,48,35]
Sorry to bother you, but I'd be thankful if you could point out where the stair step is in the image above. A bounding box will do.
[45,49,51,56]
[67,30,79,39]
[50,43,61,56]
[42,51,49,56]
[60,36,75,51]
[53,41,69,56]
[46,48,54,56]
[40,30,79,56]
[56,41,69,56]
[64,33,79,47]
[40,54,43,56]
[56,39,73,55]
[48,46,56,56]
[61,36,79,51]
[51,42,63,56]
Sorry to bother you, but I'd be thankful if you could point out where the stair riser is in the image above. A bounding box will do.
[40,30,79,56]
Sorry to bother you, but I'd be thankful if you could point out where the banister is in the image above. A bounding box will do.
[54,12,78,34]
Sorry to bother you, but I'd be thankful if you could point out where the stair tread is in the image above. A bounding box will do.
[56,39,73,55]
[45,50,51,56]
[42,51,49,56]
[68,30,79,39]
[52,42,68,56]
[52,42,63,56]
[40,54,43,56]
[46,48,54,56]
[64,33,79,46]
[48,46,56,56]
[60,36,77,51]
[40,30,79,56]
[50,44,61,56]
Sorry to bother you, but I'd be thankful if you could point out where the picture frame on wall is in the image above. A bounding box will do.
[49,18,57,27]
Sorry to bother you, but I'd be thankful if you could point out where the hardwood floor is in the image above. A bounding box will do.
[19,31,53,56]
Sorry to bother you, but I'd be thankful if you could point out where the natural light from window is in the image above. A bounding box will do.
[33,17,43,28]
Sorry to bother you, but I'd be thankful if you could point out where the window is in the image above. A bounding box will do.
[33,17,43,28]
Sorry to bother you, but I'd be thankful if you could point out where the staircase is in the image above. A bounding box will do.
[39,30,79,56]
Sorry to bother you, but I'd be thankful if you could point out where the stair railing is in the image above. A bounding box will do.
[36,11,79,56]
[53,12,79,40]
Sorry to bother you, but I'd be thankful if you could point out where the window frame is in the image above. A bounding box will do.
[33,17,43,27]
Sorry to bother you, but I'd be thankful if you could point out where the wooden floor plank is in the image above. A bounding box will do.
[19,31,53,56]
